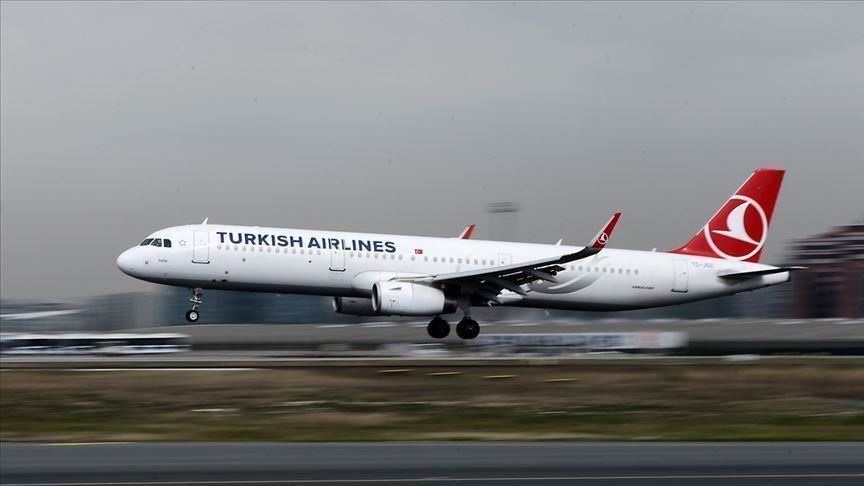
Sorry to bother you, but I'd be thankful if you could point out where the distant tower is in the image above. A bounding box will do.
[486,202,521,242]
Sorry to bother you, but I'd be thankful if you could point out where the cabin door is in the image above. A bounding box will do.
[192,230,210,264]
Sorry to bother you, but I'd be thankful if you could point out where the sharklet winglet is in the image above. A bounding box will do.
[457,224,476,239]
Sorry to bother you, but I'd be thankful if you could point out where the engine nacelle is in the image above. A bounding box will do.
[371,282,456,316]
[332,296,380,316]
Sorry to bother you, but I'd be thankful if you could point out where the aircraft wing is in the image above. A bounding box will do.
[401,212,621,304]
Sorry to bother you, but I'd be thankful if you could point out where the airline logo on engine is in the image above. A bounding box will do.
[217,232,396,253]
[703,195,768,261]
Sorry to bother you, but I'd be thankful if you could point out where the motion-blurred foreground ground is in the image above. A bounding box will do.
[2,359,862,442]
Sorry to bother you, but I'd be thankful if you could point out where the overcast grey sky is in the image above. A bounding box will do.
[2,1,862,301]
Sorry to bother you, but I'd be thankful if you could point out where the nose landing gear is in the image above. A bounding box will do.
[185,288,203,322]
[427,316,450,339]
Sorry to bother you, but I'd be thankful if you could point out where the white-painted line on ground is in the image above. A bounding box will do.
[61,368,259,372]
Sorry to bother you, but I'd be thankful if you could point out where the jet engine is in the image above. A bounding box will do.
[371,281,456,316]
[332,296,380,316]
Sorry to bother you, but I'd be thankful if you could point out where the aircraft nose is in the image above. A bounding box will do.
[116,248,137,276]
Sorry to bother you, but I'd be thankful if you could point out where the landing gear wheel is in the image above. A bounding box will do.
[427,317,450,339]
[186,288,203,323]
[456,317,480,340]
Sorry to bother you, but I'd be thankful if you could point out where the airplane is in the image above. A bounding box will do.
[116,169,802,339]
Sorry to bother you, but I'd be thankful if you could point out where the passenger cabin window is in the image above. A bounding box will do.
[140,238,154,246]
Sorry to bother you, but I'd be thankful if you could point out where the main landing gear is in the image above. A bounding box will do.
[426,315,481,340]
[456,317,480,340]
[427,316,450,339]
[185,288,203,322]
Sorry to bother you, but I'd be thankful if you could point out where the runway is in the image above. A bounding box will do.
[2,442,863,485]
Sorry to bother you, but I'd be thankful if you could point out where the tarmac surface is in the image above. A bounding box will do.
[138,319,864,346]
[2,442,863,485]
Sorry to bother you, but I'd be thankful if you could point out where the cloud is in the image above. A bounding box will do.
[2,2,862,299]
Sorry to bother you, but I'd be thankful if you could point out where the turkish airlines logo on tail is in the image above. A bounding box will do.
[598,232,609,245]
[703,195,768,261]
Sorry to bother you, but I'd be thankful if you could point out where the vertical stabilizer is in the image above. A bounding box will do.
[670,168,785,263]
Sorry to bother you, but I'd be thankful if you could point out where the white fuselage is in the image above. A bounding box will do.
[116,224,789,313]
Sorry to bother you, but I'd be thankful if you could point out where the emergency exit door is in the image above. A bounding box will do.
[330,250,346,272]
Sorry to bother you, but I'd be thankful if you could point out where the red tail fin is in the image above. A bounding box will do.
[671,168,785,263]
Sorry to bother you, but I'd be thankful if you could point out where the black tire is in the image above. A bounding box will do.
[185,310,199,322]
[456,318,480,340]
[427,317,450,339]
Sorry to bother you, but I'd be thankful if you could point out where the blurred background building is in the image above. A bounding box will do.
[786,222,864,318]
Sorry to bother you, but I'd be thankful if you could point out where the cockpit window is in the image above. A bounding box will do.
[163,239,172,248]
[151,238,163,247]
[140,238,154,246]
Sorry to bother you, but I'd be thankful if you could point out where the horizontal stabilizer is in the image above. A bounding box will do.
[718,266,806,280]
